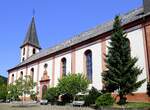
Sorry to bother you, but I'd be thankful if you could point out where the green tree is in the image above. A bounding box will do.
[57,74,89,98]
[45,87,58,104]
[0,77,6,85]
[102,16,146,105]
[0,77,7,100]
[7,83,20,101]
[7,75,36,104]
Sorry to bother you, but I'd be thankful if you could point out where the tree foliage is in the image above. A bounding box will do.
[7,75,36,102]
[96,93,114,107]
[102,16,146,105]
[84,87,102,106]
[45,87,58,103]
[30,92,37,101]
[57,74,89,97]
[0,77,7,100]
[7,83,20,101]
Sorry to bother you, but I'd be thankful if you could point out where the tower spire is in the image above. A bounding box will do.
[21,17,41,49]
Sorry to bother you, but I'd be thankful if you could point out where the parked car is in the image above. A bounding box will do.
[72,92,88,106]
[6,99,10,103]
[40,99,48,105]
[57,93,73,105]
[0,99,5,103]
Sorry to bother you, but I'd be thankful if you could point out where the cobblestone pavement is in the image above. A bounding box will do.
[0,103,94,110]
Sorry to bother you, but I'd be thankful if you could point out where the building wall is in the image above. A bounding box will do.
[20,45,40,62]
[26,63,39,92]
[8,70,16,84]
[38,58,53,86]
[54,52,72,86]
[75,41,102,90]
[127,28,147,93]
[21,46,27,62]
[17,67,26,79]
[8,25,149,100]
[28,45,40,57]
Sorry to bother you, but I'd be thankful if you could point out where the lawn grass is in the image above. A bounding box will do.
[126,102,150,108]
[113,102,150,109]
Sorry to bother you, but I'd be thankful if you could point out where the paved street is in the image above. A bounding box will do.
[0,103,94,110]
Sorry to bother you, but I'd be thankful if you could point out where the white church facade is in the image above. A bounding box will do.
[8,0,150,102]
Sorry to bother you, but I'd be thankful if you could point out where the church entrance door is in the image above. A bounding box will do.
[42,85,47,99]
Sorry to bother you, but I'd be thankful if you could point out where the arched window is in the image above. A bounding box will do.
[85,50,93,82]
[61,58,67,76]
[33,48,36,54]
[44,63,48,69]
[20,71,23,79]
[31,68,34,80]
[23,48,25,55]
[12,74,14,83]
[22,57,25,62]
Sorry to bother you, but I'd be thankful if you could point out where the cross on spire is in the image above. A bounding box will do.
[33,9,35,17]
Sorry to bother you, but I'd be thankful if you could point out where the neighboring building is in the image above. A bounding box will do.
[8,0,150,101]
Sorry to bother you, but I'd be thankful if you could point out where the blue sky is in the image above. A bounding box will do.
[0,0,142,77]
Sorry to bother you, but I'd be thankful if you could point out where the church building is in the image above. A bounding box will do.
[8,0,150,101]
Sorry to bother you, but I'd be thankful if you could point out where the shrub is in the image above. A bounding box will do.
[147,82,150,96]
[57,73,89,98]
[95,93,114,107]
[30,93,37,101]
[61,93,73,103]
[84,87,102,106]
[45,87,58,104]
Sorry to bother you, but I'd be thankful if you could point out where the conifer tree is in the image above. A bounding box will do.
[102,16,146,105]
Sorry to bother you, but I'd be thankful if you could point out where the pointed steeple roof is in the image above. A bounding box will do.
[21,17,41,49]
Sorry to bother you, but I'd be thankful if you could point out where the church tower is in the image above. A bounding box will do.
[20,17,41,62]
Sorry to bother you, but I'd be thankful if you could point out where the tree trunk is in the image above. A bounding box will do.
[118,94,127,105]
[21,95,24,106]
